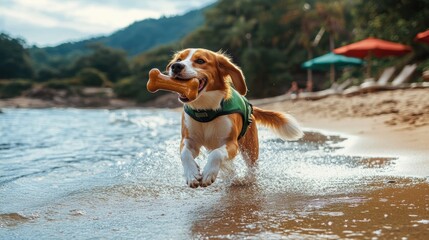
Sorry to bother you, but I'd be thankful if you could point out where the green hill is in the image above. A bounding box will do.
[40,7,207,57]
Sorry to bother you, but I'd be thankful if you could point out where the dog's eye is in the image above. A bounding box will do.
[176,58,182,62]
[195,59,205,64]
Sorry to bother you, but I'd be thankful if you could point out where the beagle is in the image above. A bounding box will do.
[166,48,303,188]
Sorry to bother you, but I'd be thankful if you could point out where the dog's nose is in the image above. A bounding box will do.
[171,63,185,74]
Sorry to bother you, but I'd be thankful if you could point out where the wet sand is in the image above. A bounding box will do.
[189,179,429,239]
[243,88,429,239]
[184,136,429,239]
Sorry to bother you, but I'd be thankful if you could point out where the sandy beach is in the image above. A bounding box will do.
[258,88,429,177]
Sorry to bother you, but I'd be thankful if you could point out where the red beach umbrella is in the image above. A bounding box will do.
[334,37,412,58]
[334,37,412,77]
[415,30,429,44]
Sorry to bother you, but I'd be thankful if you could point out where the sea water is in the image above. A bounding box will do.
[1,109,427,239]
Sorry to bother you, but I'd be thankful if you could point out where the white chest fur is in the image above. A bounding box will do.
[184,113,232,150]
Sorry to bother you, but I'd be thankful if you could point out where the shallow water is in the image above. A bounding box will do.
[0,109,428,239]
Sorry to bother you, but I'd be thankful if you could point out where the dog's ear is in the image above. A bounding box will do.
[216,52,247,95]
[165,62,172,73]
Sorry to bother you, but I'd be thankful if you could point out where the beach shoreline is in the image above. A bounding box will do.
[259,88,429,178]
[2,88,428,177]
[2,89,429,239]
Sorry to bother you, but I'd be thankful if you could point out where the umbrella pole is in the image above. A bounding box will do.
[306,69,313,92]
[306,50,314,92]
[366,54,372,78]
[330,64,335,84]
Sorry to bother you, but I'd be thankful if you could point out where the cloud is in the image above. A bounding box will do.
[0,0,215,46]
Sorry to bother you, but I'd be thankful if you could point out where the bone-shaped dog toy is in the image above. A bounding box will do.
[147,68,199,101]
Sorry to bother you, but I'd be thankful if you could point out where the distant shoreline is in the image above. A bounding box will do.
[0,96,141,109]
[0,92,184,109]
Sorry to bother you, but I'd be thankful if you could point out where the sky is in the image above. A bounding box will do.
[0,0,215,47]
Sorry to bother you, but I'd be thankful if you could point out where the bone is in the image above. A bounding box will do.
[147,68,199,101]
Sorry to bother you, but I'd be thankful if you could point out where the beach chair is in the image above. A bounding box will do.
[336,78,353,91]
[410,68,429,88]
[389,64,417,87]
[343,64,417,95]
[360,67,396,89]
[342,67,396,96]
[374,64,418,90]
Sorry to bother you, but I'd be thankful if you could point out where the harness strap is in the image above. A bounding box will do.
[184,89,253,139]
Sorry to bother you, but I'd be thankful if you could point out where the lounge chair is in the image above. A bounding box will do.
[389,64,417,87]
[343,67,396,96]
[378,64,418,90]
[410,82,429,88]
[343,64,417,96]
[360,67,396,89]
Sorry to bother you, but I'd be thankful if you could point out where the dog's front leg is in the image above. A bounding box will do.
[181,140,201,188]
[201,141,238,187]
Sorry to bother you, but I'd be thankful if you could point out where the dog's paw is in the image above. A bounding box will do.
[201,163,220,187]
[185,172,202,188]
[184,163,202,188]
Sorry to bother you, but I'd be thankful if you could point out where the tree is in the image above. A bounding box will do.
[115,44,178,102]
[297,1,319,91]
[116,0,429,102]
[0,33,34,79]
[71,43,131,82]
[352,0,429,45]
[351,0,429,72]
[314,1,346,83]
[77,68,109,87]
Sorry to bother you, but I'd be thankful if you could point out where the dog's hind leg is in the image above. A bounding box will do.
[238,117,259,168]
[237,119,259,183]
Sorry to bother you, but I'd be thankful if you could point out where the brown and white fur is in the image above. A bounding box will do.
[167,48,303,188]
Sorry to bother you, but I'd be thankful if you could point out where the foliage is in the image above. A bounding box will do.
[3,0,429,102]
[125,0,429,100]
[0,33,34,79]
[114,76,163,102]
[176,0,350,97]
[70,44,130,82]
[115,44,179,102]
[29,43,131,85]
[133,45,178,78]
[114,77,140,99]
[351,0,429,45]
[30,47,83,81]
[43,79,73,90]
[35,67,61,82]
[0,80,33,98]
[77,68,109,87]
[350,0,429,78]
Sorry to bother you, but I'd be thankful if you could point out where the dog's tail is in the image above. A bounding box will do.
[252,107,304,140]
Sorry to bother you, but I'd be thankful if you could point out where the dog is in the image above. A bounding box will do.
[166,48,304,188]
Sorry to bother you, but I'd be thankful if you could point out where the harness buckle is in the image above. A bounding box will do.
[195,112,209,118]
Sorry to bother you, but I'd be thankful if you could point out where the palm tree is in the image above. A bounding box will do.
[315,1,346,84]
[299,2,319,91]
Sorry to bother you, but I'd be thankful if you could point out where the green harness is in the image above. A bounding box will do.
[184,89,253,139]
